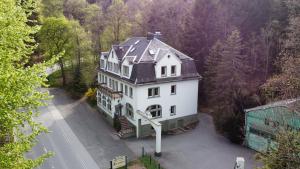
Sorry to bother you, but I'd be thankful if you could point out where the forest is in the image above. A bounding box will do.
[0,0,299,168]
[38,0,300,143]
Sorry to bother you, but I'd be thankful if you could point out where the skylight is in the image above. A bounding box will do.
[134,40,140,45]
[130,47,136,52]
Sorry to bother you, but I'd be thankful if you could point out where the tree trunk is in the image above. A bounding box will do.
[59,58,66,87]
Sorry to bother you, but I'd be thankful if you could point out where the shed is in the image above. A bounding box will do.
[244,99,300,152]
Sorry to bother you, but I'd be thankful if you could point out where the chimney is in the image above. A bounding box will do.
[154,31,162,39]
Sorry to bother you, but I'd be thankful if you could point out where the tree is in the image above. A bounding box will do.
[0,0,53,168]
[209,29,250,143]
[40,0,64,17]
[263,3,300,100]
[101,0,131,50]
[39,17,74,87]
[256,130,300,169]
[69,20,95,94]
[83,4,104,56]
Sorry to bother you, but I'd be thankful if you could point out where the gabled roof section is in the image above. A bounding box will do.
[120,37,151,62]
[112,45,131,60]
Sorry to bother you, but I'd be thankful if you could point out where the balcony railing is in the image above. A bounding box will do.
[97,83,123,99]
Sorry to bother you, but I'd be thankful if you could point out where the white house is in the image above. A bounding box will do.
[97,32,201,138]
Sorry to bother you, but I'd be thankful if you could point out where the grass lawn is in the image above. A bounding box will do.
[140,155,163,169]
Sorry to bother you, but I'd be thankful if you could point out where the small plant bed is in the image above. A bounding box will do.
[140,155,163,169]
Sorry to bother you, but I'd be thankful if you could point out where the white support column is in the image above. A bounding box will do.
[154,125,161,157]
[235,157,245,169]
[136,110,162,157]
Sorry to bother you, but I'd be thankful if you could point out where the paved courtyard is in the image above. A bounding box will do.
[124,113,259,169]
[42,88,258,169]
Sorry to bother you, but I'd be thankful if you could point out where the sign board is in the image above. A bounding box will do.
[112,156,126,169]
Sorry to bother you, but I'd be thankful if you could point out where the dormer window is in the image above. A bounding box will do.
[107,62,113,71]
[161,66,167,77]
[100,59,105,69]
[171,65,176,76]
[123,65,129,77]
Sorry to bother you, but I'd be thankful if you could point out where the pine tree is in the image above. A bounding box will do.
[210,29,249,143]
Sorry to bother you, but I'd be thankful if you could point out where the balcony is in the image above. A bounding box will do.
[97,83,123,99]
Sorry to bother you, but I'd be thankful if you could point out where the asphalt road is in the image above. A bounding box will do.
[28,88,135,169]
[27,93,100,169]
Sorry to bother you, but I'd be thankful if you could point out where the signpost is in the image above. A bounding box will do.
[110,156,127,169]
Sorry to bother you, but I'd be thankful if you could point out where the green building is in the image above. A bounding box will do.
[244,99,300,152]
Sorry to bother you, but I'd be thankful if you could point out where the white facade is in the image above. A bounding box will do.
[97,36,200,132]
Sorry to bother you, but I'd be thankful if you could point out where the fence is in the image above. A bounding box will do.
[140,147,163,169]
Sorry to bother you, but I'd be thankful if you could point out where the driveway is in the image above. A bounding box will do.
[31,88,258,169]
[30,88,135,169]
[124,113,259,169]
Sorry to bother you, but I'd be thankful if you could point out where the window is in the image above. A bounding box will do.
[102,95,106,107]
[120,83,123,92]
[129,87,133,98]
[123,65,129,77]
[105,76,107,84]
[100,59,105,69]
[107,99,112,111]
[113,63,119,73]
[148,87,160,98]
[126,103,134,118]
[170,105,176,116]
[146,105,162,118]
[125,85,128,96]
[97,93,101,105]
[115,81,118,91]
[101,75,104,83]
[108,61,113,71]
[171,65,176,76]
[161,66,167,77]
[171,85,176,95]
[112,79,115,90]
[109,79,112,88]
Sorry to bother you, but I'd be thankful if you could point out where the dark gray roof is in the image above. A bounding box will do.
[101,36,201,84]
[112,45,130,60]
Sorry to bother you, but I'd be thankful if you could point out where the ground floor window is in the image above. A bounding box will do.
[126,103,134,118]
[97,93,102,105]
[146,105,162,118]
[102,95,106,107]
[107,99,112,111]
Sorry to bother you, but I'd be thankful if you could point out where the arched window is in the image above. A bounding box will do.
[146,105,162,118]
[126,103,134,118]
[102,95,106,107]
[107,99,112,111]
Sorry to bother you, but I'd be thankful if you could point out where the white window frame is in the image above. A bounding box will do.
[171,65,176,76]
[161,66,167,77]
[170,105,176,116]
[148,87,160,98]
[146,105,162,118]
[129,87,133,98]
[123,65,129,77]
[171,85,176,95]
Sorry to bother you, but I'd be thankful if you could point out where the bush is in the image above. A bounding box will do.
[85,88,97,106]
[213,108,245,144]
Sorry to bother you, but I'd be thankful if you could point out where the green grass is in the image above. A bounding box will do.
[140,155,163,169]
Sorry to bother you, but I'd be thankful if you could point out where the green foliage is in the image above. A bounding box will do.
[207,29,249,143]
[40,0,64,17]
[100,0,131,51]
[256,130,300,169]
[140,155,164,169]
[0,0,54,168]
